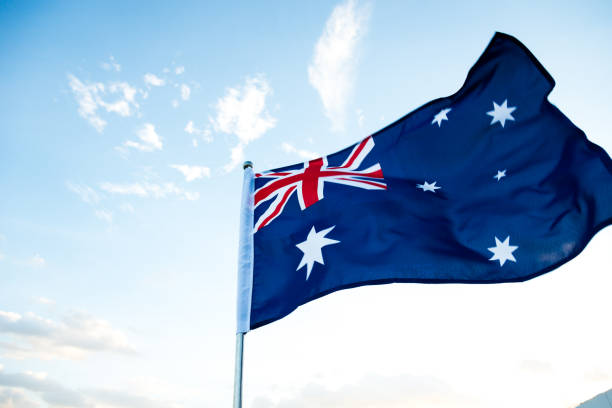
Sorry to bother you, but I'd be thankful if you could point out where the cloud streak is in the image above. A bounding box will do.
[0,310,135,360]
[143,73,165,87]
[308,0,369,131]
[169,165,211,182]
[124,123,163,152]
[99,182,199,201]
[67,75,140,132]
[281,142,320,160]
[211,76,276,172]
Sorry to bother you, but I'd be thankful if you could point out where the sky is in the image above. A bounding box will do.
[0,1,611,407]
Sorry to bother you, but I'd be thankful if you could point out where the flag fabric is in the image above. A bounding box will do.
[238,32,612,332]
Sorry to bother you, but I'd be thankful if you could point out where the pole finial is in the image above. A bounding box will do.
[243,161,253,169]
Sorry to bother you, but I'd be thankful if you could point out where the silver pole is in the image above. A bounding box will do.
[233,332,244,408]
[234,160,253,408]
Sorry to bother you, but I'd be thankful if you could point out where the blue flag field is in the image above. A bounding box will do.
[237,32,612,332]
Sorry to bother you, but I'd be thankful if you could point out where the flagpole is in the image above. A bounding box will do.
[233,331,244,408]
[234,160,254,408]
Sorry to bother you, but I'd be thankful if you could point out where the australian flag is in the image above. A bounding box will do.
[236,32,612,332]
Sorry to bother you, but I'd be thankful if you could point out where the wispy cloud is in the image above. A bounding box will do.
[0,387,41,408]
[169,165,211,182]
[211,76,277,172]
[175,66,185,75]
[184,121,212,143]
[180,84,191,101]
[24,255,45,268]
[66,182,100,205]
[99,182,198,201]
[100,55,121,72]
[34,297,55,306]
[0,370,91,407]
[0,310,135,360]
[308,0,369,131]
[124,123,163,152]
[0,368,181,408]
[281,142,319,160]
[143,73,165,87]
[67,74,140,132]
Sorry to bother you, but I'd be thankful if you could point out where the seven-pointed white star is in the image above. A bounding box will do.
[431,108,452,127]
[487,99,516,127]
[494,169,507,181]
[296,225,340,280]
[417,181,441,193]
[488,236,518,266]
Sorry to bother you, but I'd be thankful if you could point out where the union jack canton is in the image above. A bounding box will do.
[253,136,387,231]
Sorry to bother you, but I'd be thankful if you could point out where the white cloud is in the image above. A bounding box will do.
[175,66,185,75]
[308,0,369,131]
[99,182,198,201]
[184,120,196,134]
[25,255,45,268]
[34,297,55,306]
[124,123,163,152]
[225,144,245,173]
[0,371,91,408]
[281,142,320,160]
[100,56,121,72]
[67,74,140,132]
[94,210,113,223]
[66,182,100,204]
[183,192,200,201]
[0,310,135,360]
[180,84,190,101]
[143,73,165,87]
[0,387,41,408]
[211,76,276,171]
[184,121,212,143]
[0,369,183,408]
[169,165,211,182]
[192,138,198,147]
[0,253,5,262]
[67,75,107,132]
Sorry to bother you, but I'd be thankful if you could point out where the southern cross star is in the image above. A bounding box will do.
[487,99,516,127]
[417,181,441,193]
[431,108,452,127]
[296,225,340,280]
[494,169,507,181]
[488,236,518,266]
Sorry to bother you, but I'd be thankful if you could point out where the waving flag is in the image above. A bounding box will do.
[236,32,612,332]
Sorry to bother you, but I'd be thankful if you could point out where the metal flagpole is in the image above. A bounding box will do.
[234,160,254,408]
[233,331,244,408]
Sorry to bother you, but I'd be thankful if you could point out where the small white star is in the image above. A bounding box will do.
[494,169,507,181]
[417,181,441,193]
[431,108,452,127]
[296,225,340,280]
[487,99,516,127]
[488,236,518,266]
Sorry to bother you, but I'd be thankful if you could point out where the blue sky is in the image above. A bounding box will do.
[1,1,611,407]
